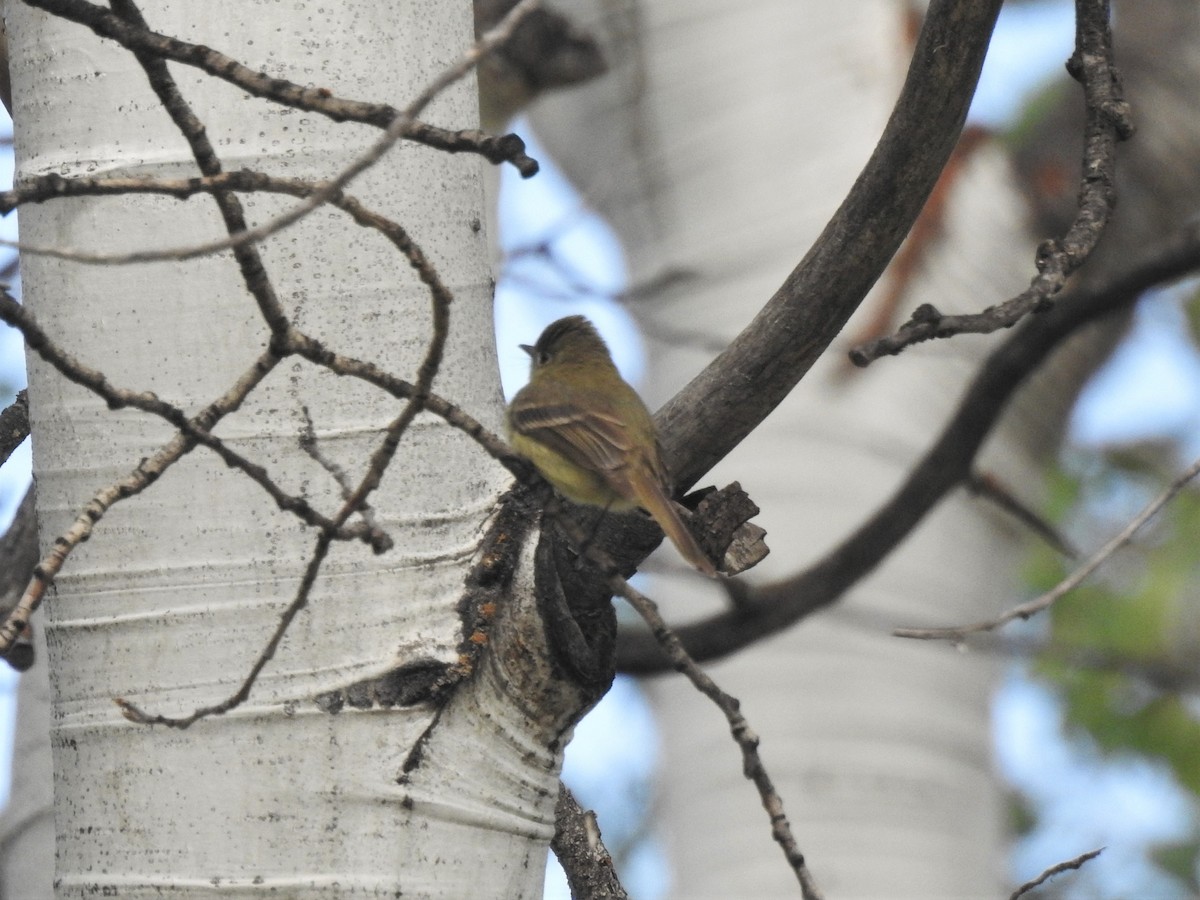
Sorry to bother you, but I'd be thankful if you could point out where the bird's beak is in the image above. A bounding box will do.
[520,344,535,358]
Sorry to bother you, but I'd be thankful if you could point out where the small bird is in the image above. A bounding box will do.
[507,316,717,577]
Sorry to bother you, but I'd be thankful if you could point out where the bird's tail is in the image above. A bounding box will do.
[628,470,718,578]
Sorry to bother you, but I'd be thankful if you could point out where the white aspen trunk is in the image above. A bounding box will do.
[528,3,1056,896]
[9,2,565,896]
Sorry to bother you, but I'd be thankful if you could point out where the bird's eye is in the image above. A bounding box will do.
[537,350,551,365]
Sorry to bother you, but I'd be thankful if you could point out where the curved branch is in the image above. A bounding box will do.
[619,218,1200,673]
[657,0,1004,489]
[851,0,1133,363]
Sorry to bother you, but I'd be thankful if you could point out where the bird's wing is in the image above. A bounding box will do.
[508,397,633,475]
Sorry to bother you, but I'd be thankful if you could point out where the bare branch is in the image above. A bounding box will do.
[0,348,281,655]
[285,334,524,475]
[22,0,538,173]
[118,526,337,728]
[551,786,630,900]
[120,375,454,726]
[117,140,457,726]
[0,292,381,546]
[118,358,454,725]
[657,0,1004,491]
[851,0,1134,364]
[0,171,459,321]
[8,0,542,266]
[299,405,378,529]
[609,572,823,900]
[618,217,1200,673]
[1,1,517,668]
[110,0,289,333]
[537,502,821,900]
[894,454,1200,641]
[1009,847,1104,900]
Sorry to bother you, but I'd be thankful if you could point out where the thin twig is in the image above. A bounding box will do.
[117,354,452,726]
[541,507,822,900]
[117,528,338,727]
[0,171,458,322]
[4,15,393,549]
[299,404,379,532]
[285,335,523,474]
[616,217,1200,673]
[609,574,823,900]
[0,349,281,654]
[110,0,290,333]
[4,2,492,694]
[119,389,449,726]
[850,0,1133,364]
[894,454,1200,641]
[7,0,542,266]
[0,292,382,547]
[118,158,457,727]
[1009,847,1104,900]
[22,0,537,173]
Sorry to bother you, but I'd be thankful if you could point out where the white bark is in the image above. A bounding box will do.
[9,2,561,896]
[528,3,1049,896]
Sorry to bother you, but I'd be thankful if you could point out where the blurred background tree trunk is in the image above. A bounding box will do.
[522,1,1186,895]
